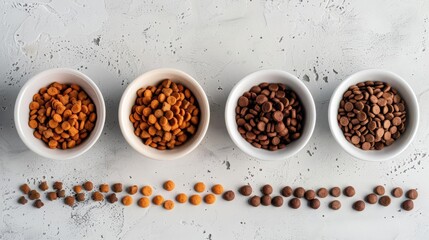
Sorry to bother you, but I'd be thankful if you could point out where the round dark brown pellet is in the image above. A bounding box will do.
[271,196,283,207]
[406,189,418,200]
[56,190,65,198]
[391,187,403,198]
[76,193,85,202]
[293,187,305,198]
[53,181,63,190]
[249,196,261,207]
[107,193,118,204]
[401,200,414,211]
[330,187,341,197]
[329,200,341,210]
[374,185,385,195]
[64,196,75,207]
[18,196,28,205]
[304,190,316,200]
[28,190,40,200]
[281,186,293,197]
[317,188,328,198]
[261,184,273,195]
[33,199,44,208]
[239,185,252,196]
[379,196,391,206]
[365,194,378,204]
[343,186,355,197]
[289,198,301,209]
[39,181,49,191]
[309,198,320,209]
[261,195,271,206]
[46,192,57,201]
[83,181,94,191]
[353,200,365,211]
[222,190,235,201]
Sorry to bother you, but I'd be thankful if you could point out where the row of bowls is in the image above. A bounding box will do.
[14,68,419,162]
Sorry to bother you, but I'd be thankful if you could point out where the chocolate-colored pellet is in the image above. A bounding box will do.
[39,181,49,191]
[238,96,249,107]
[353,200,365,211]
[309,198,320,209]
[249,196,261,207]
[293,187,305,198]
[56,190,65,198]
[271,196,283,207]
[20,184,30,194]
[33,199,44,208]
[317,188,328,198]
[92,191,104,201]
[261,185,273,195]
[28,190,40,200]
[107,193,118,203]
[329,200,341,210]
[53,181,63,190]
[18,196,28,205]
[76,193,85,202]
[289,198,301,209]
[64,196,75,207]
[46,192,57,201]
[83,181,93,191]
[222,190,235,201]
[401,200,414,211]
[406,189,418,200]
[391,187,403,198]
[261,195,271,206]
[365,194,378,204]
[304,190,315,200]
[127,185,138,195]
[374,185,385,195]
[281,186,292,197]
[112,183,123,193]
[330,187,341,197]
[379,196,391,206]
[343,186,355,197]
[239,185,252,196]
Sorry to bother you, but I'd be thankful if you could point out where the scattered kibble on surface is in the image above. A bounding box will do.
[163,200,174,210]
[92,191,104,201]
[189,195,202,205]
[152,195,164,205]
[64,196,74,207]
[112,183,123,193]
[353,200,365,211]
[194,182,205,193]
[249,196,261,207]
[122,195,133,206]
[141,185,153,196]
[211,184,224,195]
[281,186,292,197]
[107,193,118,204]
[293,187,305,198]
[127,185,138,195]
[176,193,188,203]
[39,181,48,191]
[99,184,109,193]
[83,181,93,191]
[163,180,175,191]
[222,190,235,201]
[329,200,341,210]
[239,185,252,196]
[374,185,385,195]
[365,194,378,204]
[138,197,150,208]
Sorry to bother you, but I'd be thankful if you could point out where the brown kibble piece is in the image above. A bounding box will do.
[99,184,109,193]
[289,198,301,209]
[34,199,44,208]
[141,185,153,196]
[261,195,271,206]
[329,200,341,210]
[365,194,378,204]
[304,190,316,200]
[83,181,93,191]
[406,189,418,200]
[163,180,175,191]
[271,196,283,207]
[176,193,188,203]
[309,198,320,209]
[112,183,123,193]
[56,190,65,198]
[204,194,216,204]
[401,200,414,211]
[189,195,202,205]
[222,190,235,201]
[127,185,138,195]
[317,188,328,198]
[343,186,355,197]
[239,185,252,196]
[293,187,305,198]
[379,196,391,206]
[73,185,82,193]
[18,196,28,205]
[107,193,118,203]
[211,184,224,195]
[194,182,205,193]
[261,184,273,195]
[138,197,150,208]
[92,191,104,201]
[28,190,40,200]
[20,184,30,194]
[281,186,293,197]
[53,181,63,190]
[122,195,133,206]
[353,200,365,211]
[374,185,385,195]
[76,193,85,202]
[64,196,75,207]
[46,192,57,201]
[249,195,261,207]
[391,187,403,198]
[330,187,341,197]
[152,195,164,205]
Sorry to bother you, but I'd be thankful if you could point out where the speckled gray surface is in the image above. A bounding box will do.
[1,0,429,239]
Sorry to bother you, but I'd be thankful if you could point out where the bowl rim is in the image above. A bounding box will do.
[224,69,316,161]
[118,68,210,161]
[328,68,420,162]
[14,68,106,160]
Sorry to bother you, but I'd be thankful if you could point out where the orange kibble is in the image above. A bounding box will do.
[48,140,58,149]
[99,184,109,193]
[211,184,224,195]
[29,101,40,110]
[121,195,133,206]
[194,182,205,193]
[163,200,174,210]
[175,193,188,203]
[48,119,59,128]
[137,197,150,208]
[29,120,38,129]
[61,121,71,130]
[148,114,156,124]
[204,194,216,204]
[140,185,153,196]
[73,185,82,193]
[189,195,202,205]
[53,114,62,122]
[152,195,164,205]
[163,180,175,191]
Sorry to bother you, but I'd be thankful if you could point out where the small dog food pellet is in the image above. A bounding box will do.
[64,196,74,207]
[34,199,44,208]
[249,196,261,207]
[18,196,28,205]
[374,185,385,195]
[281,186,292,197]
[138,197,150,208]
[127,185,138,195]
[343,186,355,197]
[107,193,118,203]
[112,183,123,193]
[99,184,109,193]
[211,184,224,195]
[271,196,283,207]
[152,195,164,205]
[379,196,391,206]
[365,194,378,204]
[330,187,341,197]
[353,200,365,211]
[261,184,273,195]
[289,198,301,209]
[39,181,48,191]
[140,185,153,196]
[163,180,175,191]
[92,191,104,201]
[163,200,174,210]
[222,191,235,201]
[261,195,271,206]
[406,189,418,200]
[293,187,305,198]
[309,198,320,209]
[189,195,202,205]
[401,200,414,211]
[175,193,188,203]
[317,188,328,198]
[194,182,205,193]
[391,187,403,198]
[122,195,133,206]
[329,200,341,210]
[83,181,93,191]
[239,185,252,196]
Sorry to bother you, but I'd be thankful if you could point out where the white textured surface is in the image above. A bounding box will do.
[1,0,429,239]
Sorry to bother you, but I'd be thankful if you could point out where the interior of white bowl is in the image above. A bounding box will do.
[225,69,316,161]
[118,68,210,161]
[14,68,106,160]
[328,69,420,161]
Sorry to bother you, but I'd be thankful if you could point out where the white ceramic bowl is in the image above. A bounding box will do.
[118,68,210,160]
[328,69,420,162]
[225,69,316,161]
[14,68,106,160]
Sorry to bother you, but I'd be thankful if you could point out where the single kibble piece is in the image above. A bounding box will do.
[64,196,75,207]
[406,189,418,200]
[53,181,63,190]
[122,195,133,206]
[304,190,316,200]
[249,196,261,207]
[239,185,252,196]
[112,183,123,193]
[379,196,391,206]
[189,195,202,205]
[18,196,28,205]
[271,196,283,207]
[46,192,57,201]
[329,200,341,210]
[261,195,271,206]
[163,180,175,191]
[76,193,85,202]
[56,190,65,198]
[344,186,355,197]
[73,185,82,193]
[33,199,44,208]
[317,188,328,198]
[391,187,403,198]
[330,187,341,197]
[175,193,188,203]
[127,185,138,195]
[204,194,216,204]
[293,187,305,198]
[92,191,104,201]
[20,184,30,194]
[107,193,118,204]
[222,190,235,201]
[28,190,40,200]
[401,200,414,211]
[140,185,153,196]
[365,194,378,204]
[211,184,224,195]
[138,197,150,208]
[261,184,273,195]
[39,181,49,191]
[99,184,109,193]
[309,198,320,209]
[194,182,205,193]
[374,185,385,195]
[353,200,365,211]
[289,198,301,209]
[83,181,93,191]
[281,186,293,197]
[152,195,164,205]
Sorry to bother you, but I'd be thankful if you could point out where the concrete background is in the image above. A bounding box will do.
[1,0,429,239]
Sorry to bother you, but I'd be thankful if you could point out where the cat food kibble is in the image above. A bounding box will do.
[239,185,252,196]
[107,193,118,203]
[64,196,75,207]
[344,186,355,197]
[222,190,235,201]
[112,183,123,193]
[18,196,28,205]
[122,195,133,206]
[289,198,301,209]
[92,191,104,201]
[53,181,63,190]
[271,196,283,207]
[304,190,316,200]
[293,187,305,198]
[83,181,93,191]
[379,196,391,206]
[391,187,403,198]
[261,195,271,206]
[329,200,341,210]
[76,193,85,202]
[138,197,150,208]
[317,188,328,198]
[176,193,188,203]
[152,195,164,205]
[365,194,378,204]
[281,186,293,197]
[249,196,261,207]
[204,194,216,204]
[28,190,40,200]
[39,181,48,191]
[141,185,153,196]
[353,200,365,211]
[235,83,304,150]
[56,190,65,198]
[47,192,57,201]
[309,198,320,209]
[337,81,406,150]
[99,184,109,193]
[130,79,200,150]
[261,184,273,195]
[406,189,418,200]
[194,182,205,193]
[330,187,341,197]
[34,199,44,208]
[73,185,82,193]
[29,82,97,149]
[163,180,175,191]
[127,185,138,195]
[189,195,202,205]
[211,184,224,195]
[401,200,414,211]
[374,185,385,195]
[20,184,30,194]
